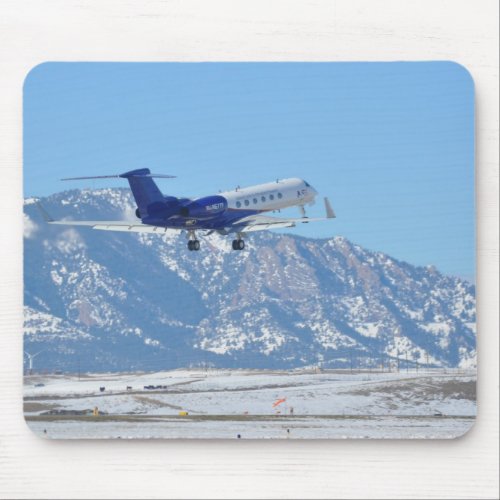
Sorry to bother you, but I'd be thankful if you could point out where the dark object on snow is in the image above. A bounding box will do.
[144,384,168,390]
[99,386,105,392]
[41,409,108,416]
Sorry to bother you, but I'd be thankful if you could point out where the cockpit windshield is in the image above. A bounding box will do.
[304,180,310,187]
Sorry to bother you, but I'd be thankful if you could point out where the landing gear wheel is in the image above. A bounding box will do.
[188,240,200,251]
[232,239,245,250]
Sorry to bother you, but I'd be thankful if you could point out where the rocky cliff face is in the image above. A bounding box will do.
[23,189,476,372]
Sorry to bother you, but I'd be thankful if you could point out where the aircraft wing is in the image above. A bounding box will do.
[235,197,335,233]
[69,222,173,233]
[50,219,174,233]
[36,203,175,234]
[36,196,335,235]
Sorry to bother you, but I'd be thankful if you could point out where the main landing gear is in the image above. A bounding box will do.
[187,239,200,251]
[186,230,245,251]
[232,237,245,251]
[187,230,201,251]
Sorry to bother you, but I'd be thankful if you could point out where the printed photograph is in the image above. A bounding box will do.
[23,62,476,439]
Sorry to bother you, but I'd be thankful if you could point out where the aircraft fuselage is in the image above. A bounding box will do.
[142,178,317,231]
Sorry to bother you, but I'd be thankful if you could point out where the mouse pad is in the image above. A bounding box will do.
[23,62,476,439]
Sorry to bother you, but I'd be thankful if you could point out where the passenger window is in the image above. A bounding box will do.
[236,201,241,208]
[261,196,266,202]
[244,199,250,206]
[277,192,283,199]
[269,194,274,200]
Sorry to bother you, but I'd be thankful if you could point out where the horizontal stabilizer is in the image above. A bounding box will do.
[61,173,176,181]
[61,174,121,181]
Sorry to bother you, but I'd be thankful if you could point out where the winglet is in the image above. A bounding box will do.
[35,202,54,223]
[324,197,336,219]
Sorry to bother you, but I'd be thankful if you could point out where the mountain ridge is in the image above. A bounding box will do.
[23,189,476,372]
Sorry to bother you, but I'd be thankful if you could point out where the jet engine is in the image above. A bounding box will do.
[179,195,227,219]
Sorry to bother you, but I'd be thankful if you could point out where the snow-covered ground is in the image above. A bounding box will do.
[24,368,476,439]
[26,415,474,440]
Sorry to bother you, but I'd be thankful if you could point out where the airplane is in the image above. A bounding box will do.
[37,168,335,251]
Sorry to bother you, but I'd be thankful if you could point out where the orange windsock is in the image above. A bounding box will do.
[272,398,286,407]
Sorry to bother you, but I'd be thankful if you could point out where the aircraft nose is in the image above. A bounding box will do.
[303,180,318,198]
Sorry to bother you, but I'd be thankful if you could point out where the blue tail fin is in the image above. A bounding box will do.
[119,168,167,217]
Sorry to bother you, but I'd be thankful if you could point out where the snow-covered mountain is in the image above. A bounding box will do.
[23,189,476,372]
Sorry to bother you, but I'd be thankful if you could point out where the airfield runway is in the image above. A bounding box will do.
[24,369,476,439]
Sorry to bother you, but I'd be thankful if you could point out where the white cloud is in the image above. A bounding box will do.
[24,214,38,239]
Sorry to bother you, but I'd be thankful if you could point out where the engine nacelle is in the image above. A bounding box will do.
[179,195,227,219]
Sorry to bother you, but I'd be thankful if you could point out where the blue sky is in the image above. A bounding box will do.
[24,62,475,280]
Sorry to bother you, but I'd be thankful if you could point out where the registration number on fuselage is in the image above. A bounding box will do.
[206,203,224,211]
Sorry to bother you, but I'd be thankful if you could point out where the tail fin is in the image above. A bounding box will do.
[62,168,176,218]
[120,168,171,218]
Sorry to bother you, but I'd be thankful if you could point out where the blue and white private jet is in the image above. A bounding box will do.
[39,168,335,251]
